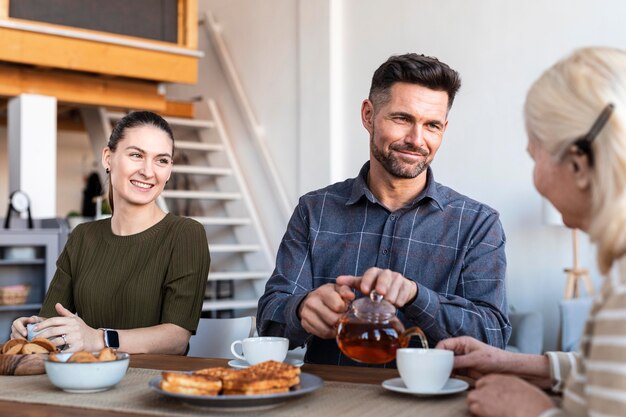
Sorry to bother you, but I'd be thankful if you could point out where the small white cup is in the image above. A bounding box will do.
[230,337,289,365]
[396,348,453,392]
[27,323,45,341]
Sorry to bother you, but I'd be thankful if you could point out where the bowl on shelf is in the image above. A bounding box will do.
[0,284,31,306]
[44,351,130,393]
[4,247,37,261]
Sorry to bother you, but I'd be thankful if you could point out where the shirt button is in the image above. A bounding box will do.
[390,215,396,221]
[382,249,388,255]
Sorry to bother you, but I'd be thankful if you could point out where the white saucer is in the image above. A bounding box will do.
[382,377,469,396]
[228,358,305,369]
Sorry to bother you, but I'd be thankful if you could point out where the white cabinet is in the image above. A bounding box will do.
[0,229,62,342]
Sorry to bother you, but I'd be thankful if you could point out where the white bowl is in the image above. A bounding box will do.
[44,352,130,393]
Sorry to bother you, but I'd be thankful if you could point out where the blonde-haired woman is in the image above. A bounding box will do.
[438,47,626,417]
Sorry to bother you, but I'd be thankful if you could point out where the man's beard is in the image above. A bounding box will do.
[370,133,430,179]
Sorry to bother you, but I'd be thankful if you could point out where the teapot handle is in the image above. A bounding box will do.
[401,326,429,349]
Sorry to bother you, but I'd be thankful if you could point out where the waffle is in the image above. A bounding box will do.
[222,374,300,393]
[161,380,220,396]
[247,360,301,379]
[163,361,301,396]
[221,361,300,393]
[161,372,222,396]
[193,366,238,379]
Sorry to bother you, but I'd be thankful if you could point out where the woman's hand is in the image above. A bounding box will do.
[30,303,104,352]
[467,374,555,417]
[435,336,513,379]
[11,315,43,339]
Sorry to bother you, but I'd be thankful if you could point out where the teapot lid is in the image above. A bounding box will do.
[352,290,396,321]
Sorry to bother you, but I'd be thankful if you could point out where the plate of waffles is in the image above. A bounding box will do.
[149,360,323,410]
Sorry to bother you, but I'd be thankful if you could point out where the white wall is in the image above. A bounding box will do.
[167,0,300,247]
[189,0,626,350]
[336,0,626,350]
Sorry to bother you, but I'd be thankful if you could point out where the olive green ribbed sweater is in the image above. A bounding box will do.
[40,213,210,332]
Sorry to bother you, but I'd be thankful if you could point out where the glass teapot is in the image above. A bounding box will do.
[336,290,428,364]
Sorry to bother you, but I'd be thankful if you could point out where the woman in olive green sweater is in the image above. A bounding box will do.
[10,111,210,355]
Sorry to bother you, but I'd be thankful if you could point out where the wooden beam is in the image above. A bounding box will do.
[185,0,198,50]
[0,24,199,84]
[0,112,85,132]
[164,101,195,118]
[178,0,184,47]
[0,0,8,19]
[1,96,193,131]
[0,63,166,111]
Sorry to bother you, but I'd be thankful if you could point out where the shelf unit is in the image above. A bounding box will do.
[0,229,61,342]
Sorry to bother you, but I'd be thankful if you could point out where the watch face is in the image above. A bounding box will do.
[10,191,30,213]
[106,330,120,348]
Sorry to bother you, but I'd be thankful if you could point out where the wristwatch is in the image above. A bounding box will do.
[102,328,120,349]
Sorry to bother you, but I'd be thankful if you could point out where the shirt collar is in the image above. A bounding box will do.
[346,161,444,211]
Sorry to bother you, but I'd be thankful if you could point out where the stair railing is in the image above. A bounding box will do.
[200,11,293,220]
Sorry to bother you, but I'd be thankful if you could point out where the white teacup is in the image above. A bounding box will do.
[396,348,453,392]
[230,337,289,365]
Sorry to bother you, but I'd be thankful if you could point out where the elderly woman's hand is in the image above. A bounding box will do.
[467,374,555,417]
[435,336,513,380]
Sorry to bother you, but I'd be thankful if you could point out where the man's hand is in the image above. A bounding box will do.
[298,284,355,339]
[336,267,417,308]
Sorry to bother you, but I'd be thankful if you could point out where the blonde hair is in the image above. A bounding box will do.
[525,47,626,274]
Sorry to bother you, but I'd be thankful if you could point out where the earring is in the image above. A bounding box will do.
[105,168,110,174]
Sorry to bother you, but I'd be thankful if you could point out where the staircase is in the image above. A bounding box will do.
[82,100,274,317]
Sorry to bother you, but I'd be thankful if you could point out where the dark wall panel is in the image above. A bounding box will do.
[9,0,178,43]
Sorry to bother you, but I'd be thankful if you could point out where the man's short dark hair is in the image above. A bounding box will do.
[369,53,461,111]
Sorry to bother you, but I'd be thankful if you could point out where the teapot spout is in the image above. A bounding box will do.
[402,327,428,349]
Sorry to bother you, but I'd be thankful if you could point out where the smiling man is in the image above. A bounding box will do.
[257,54,510,366]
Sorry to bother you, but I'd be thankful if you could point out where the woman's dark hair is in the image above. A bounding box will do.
[106,111,174,213]
[369,53,462,111]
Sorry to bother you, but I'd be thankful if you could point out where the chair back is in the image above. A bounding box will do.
[507,310,543,354]
[559,297,593,352]
[188,316,256,358]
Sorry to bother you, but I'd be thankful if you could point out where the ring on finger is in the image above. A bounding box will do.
[61,334,69,350]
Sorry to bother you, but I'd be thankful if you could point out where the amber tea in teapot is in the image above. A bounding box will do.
[336,291,428,364]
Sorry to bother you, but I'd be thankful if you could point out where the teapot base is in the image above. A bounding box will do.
[336,322,403,364]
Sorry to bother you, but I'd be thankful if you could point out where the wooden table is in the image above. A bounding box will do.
[1,355,470,416]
